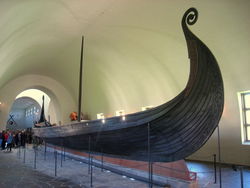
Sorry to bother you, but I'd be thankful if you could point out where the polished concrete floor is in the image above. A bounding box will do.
[0,145,249,188]
[0,148,81,188]
[0,145,162,188]
[186,160,250,188]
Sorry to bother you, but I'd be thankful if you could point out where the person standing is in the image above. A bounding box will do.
[21,131,26,147]
[18,131,21,147]
[6,132,13,152]
[2,131,8,150]
[0,131,3,149]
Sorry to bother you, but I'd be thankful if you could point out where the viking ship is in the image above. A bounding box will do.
[33,8,224,162]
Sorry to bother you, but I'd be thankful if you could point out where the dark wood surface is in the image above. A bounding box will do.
[33,8,224,162]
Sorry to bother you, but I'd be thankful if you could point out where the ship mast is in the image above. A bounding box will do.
[78,36,84,122]
[38,95,45,123]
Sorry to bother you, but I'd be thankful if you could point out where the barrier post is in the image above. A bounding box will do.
[213,154,217,184]
[34,147,37,169]
[18,146,21,159]
[88,136,91,174]
[240,166,244,188]
[54,151,57,176]
[44,142,47,160]
[150,162,153,185]
[61,140,63,167]
[217,126,222,188]
[101,152,104,172]
[90,156,93,187]
[63,139,66,161]
[23,147,26,163]
[148,123,152,188]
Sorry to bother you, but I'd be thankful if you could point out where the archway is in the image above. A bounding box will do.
[8,88,61,129]
[0,74,77,131]
[6,97,41,130]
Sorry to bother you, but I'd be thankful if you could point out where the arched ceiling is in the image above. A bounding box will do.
[11,97,38,110]
[0,0,249,119]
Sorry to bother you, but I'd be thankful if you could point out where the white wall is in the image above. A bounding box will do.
[6,108,25,130]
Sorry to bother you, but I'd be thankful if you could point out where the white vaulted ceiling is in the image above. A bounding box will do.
[0,0,250,165]
[11,97,37,110]
[0,0,248,113]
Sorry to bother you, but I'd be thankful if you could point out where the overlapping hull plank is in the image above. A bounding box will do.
[33,8,224,162]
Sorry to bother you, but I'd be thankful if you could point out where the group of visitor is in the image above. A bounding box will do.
[0,130,31,152]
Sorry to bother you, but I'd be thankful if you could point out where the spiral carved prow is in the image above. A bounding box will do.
[181,8,199,41]
[184,8,198,26]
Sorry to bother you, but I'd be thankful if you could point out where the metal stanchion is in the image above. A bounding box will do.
[61,140,63,167]
[54,151,57,176]
[240,166,244,188]
[101,152,104,172]
[217,125,222,188]
[150,162,153,186]
[23,147,26,163]
[63,146,66,161]
[61,149,63,167]
[44,142,47,161]
[90,156,93,187]
[148,123,152,188]
[88,136,91,174]
[213,154,217,184]
[34,147,37,169]
[18,146,21,159]
[16,146,19,157]
[63,139,66,161]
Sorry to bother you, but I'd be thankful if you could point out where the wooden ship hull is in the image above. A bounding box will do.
[33,8,224,162]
